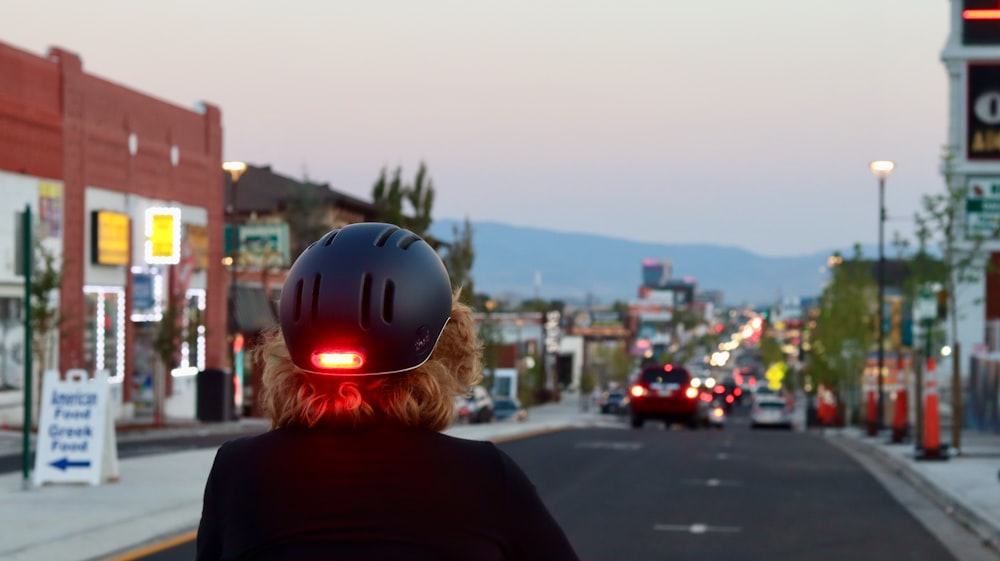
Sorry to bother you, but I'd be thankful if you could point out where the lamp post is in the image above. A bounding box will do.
[223,161,247,376]
[870,159,895,433]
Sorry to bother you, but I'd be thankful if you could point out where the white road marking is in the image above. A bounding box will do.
[574,441,644,451]
[654,523,742,534]
[680,478,743,487]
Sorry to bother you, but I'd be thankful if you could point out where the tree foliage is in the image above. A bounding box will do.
[371,162,434,238]
[913,148,991,353]
[808,245,875,392]
[29,240,62,375]
[586,341,633,388]
[284,182,331,258]
[441,217,476,304]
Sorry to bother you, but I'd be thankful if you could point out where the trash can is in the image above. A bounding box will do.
[196,368,234,422]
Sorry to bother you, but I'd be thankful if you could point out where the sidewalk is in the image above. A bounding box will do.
[2,396,1000,561]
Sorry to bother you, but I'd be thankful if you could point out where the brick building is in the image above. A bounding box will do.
[0,41,225,420]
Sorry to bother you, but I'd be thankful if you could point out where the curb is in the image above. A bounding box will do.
[826,431,1000,551]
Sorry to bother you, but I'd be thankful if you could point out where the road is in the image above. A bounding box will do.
[87,410,1000,560]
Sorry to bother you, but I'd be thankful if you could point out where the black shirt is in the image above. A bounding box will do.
[196,423,580,561]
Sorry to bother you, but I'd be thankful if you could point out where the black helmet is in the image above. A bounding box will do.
[278,222,452,375]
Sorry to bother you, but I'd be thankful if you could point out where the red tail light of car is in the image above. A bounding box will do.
[685,387,698,399]
[630,385,646,398]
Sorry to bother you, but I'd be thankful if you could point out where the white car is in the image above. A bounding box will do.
[750,397,793,430]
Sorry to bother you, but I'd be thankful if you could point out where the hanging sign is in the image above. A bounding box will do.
[92,210,130,265]
[145,207,181,265]
[33,369,120,486]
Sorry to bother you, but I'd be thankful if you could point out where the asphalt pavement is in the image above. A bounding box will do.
[2,394,1000,561]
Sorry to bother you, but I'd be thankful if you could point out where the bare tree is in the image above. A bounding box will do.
[913,148,992,451]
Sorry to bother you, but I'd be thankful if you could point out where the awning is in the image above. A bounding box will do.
[231,285,277,334]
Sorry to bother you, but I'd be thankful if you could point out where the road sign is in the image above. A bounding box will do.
[965,177,1000,236]
[33,369,119,486]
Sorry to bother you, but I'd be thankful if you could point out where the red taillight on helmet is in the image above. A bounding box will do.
[311,350,365,370]
[630,385,646,398]
[685,387,698,399]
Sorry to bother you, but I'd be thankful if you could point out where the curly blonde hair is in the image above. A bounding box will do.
[253,292,482,432]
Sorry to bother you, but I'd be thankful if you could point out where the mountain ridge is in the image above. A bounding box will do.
[427,219,849,307]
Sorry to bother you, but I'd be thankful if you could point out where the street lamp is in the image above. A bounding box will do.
[870,159,895,433]
[223,161,247,375]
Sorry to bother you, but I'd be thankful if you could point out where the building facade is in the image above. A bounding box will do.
[0,41,225,421]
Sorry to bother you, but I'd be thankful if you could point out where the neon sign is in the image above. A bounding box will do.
[963,1,1000,44]
[964,1,1000,20]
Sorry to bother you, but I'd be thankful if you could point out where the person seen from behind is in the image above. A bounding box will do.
[196,222,580,561]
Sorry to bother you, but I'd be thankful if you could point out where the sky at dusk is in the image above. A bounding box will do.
[4,0,952,257]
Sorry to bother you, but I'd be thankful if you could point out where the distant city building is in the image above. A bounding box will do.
[641,258,672,288]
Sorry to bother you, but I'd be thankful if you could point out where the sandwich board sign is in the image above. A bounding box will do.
[33,369,120,486]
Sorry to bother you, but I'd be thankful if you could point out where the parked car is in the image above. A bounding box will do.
[599,390,628,414]
[493,396,527,422]
[453,395,476,424]
[628,364,707,429]
[453,385,495,424]
[751,397,793,430]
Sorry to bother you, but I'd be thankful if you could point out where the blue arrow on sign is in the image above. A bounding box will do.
[49,458,91,471]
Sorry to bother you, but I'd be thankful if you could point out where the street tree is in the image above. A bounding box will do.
[913,148,993,449]
[26,239,66,424]
[808,245,876,416]
[283,181,330,258]
[441,217,476,304]
[371,162,435,238]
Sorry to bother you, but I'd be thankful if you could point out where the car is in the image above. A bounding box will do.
[628,364,706,429]
[599,390,628,414]
[466,385,495,423]
[453,395,476,424]
[453,385,495,424]
[706,400,727,429]
[751,397,793,430]
[493,396,527,422]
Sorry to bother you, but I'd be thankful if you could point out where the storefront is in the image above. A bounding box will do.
[0,41,226,422]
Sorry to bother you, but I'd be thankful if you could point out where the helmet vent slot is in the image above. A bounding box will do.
[382,280,395,323]
[360,273,372,329]
[322,231,339,247]
[293,279,304,322]
[374,226,399,247]
[310,274,321,326]
[398,234,420,250]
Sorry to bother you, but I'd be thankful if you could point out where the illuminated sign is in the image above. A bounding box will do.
[91,211,130,266]
[964,0,1000,45]
[239,223,290,268]
[144,207,181,265]
[968,64,1000,160]
[185,224,209,270]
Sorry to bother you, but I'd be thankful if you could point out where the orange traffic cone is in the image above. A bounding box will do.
[866,388,878,436]
[921,356,943,459]
[891,388,907,443]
